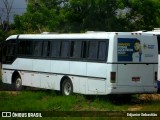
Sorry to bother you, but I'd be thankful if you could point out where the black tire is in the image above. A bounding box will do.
[13,75,23,91]
[61,78,73,96]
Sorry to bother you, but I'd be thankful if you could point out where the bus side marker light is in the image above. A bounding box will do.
[110,72,116,83]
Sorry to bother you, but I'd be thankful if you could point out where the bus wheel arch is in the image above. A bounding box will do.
[12,71,23,91]
[60,76,73,96]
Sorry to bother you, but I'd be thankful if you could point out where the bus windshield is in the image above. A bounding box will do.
[2,39,16,64]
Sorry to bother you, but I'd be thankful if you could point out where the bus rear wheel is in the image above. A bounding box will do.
[13,75,23,91]
[61,78,73,96]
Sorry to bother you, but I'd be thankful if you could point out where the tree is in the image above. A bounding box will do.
[0,0,14,31]
[123,0,160,31]
[0,8,4,26]
[58,0,130,32]
[14,0,63,33]
[14,0,127,33]
[13,0,160,33]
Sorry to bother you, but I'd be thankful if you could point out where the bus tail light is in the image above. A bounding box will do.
[110,72,116,83]
[155,72,157,82]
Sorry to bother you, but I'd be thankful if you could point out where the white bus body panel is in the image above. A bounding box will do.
[87,63,107,78]
[69,62,86,75]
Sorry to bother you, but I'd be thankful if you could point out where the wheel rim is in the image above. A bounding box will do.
[16,78,22,89]
[64,81,72,95]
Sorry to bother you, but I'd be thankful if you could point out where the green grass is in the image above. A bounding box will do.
[0,91,160,111]
[0,91,160,120]
[0,91,76,111]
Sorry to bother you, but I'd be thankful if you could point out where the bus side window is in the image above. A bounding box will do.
[25,40,33,56]
[18,40,25,55]
[70,41,82,58]
[18,40,33,56]
[61,41,70,58]
[88,41,98,60]
[82,41,88,58]
[50,41,61,57]
[98,41,108,61]
[42,41,50,57]
[33,41,42,56]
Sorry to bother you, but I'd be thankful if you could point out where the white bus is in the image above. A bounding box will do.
[136,29,160,92]
[1,32,158,95]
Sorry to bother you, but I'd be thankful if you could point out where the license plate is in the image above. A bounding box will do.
[132,77,140,82]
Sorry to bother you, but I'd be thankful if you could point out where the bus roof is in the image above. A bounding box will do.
[6,32,149,41]
[144,32,160,35]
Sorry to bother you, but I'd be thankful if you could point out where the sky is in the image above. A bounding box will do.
[0,0,27,23]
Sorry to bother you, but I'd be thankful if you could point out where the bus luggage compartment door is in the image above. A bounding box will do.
[117,64,154,86]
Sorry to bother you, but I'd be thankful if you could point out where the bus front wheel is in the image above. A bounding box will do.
[61,78,73,96]
[13,75,23,91]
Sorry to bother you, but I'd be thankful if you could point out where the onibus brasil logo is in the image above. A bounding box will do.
[1,112,42,118]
